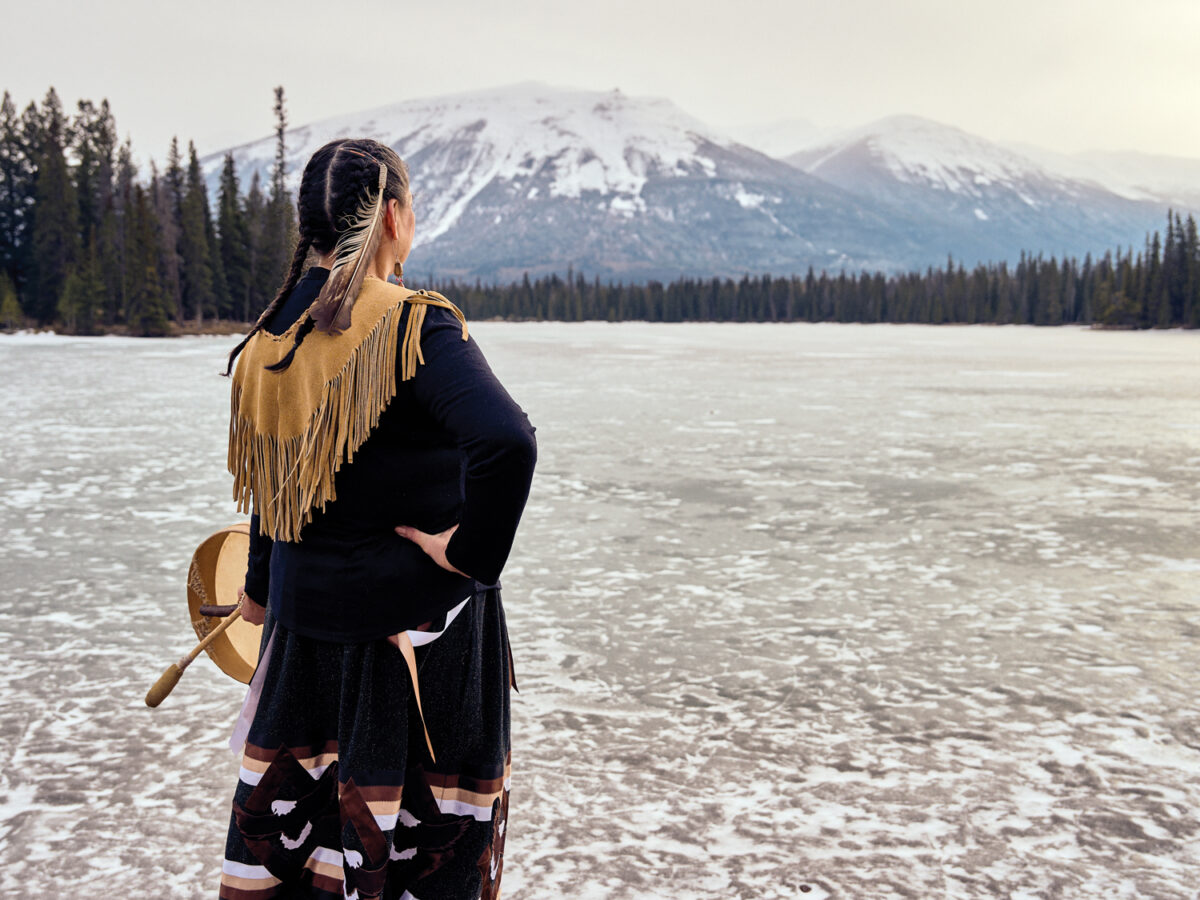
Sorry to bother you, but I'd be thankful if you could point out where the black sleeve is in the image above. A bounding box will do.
[244,510,273,603]
[407,306,537,585]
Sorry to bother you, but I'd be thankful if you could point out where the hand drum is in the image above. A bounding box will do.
[186,523,262,684]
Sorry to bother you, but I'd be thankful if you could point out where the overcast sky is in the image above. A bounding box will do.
[3,0,1198,163]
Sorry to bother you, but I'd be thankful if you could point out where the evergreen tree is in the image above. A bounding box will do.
[0,269,20,328]
[95,188,121,325]
[1078,253,1094,323]
[127,183,169,335]
[1039,256,1063,325]
[1120,246,1139,323]
[29,87,80,322]
[165,136,185,216]
[271,87,287,204]
[110,139,137,323]
[57,241,106,333]
[1062,258,1078,322]
[70,99,117,330]
[1164,211,1189,324]
[1185,214,1199,328]
[179,140,214,324]
[164,138,188,317]
[245,169,271,311]
[189,143,231,318]
[217,152,252,320]
[78,242,106,333]
[256,86,297,305]
[70,99,115,243]
[1147,230,1168,326]
[56,269,84,332]
[150,159,182,321]
[0,91,37,297]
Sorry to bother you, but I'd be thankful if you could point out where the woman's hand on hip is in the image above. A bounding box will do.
[395,524,470,577]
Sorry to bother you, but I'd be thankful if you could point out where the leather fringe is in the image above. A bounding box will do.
[228,290,468,543]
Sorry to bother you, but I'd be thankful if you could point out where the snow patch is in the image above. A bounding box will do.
[734,185,766,210]
[609,195,645,216]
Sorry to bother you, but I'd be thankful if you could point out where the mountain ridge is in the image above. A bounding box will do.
[201,83,1188,281]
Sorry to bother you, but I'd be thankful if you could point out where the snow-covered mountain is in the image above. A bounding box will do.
[785,115,1172,265]
[1005,144,1200,212]
[203,83,929,280]
[762,117,1200,215]
[202,85,1180,281]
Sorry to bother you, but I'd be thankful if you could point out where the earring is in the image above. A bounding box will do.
[394,260,404,286]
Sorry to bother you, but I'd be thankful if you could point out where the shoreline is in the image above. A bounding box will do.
[1,321,1196,337]
[0,321,255,338]
[2,321,1200,340]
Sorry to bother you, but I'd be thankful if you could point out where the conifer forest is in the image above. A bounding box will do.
[1,86,1198,334]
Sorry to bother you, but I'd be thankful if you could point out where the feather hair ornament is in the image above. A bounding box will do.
[310,162,388,334]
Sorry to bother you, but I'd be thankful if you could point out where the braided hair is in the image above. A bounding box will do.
[223,139,411,375]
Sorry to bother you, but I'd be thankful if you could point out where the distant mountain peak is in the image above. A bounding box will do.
[857,113,955,132]
[204,83,740,248]
[200,84,1179,281]
[794,115,1058,198]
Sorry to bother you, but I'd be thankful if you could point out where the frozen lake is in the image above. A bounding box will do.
[0,322,1197,899]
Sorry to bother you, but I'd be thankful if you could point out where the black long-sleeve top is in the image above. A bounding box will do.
[242,266,537,641]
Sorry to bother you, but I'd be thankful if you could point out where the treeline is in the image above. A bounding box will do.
[1,85,1197,333]
[0,86,296,334]
[437,214,1200,328]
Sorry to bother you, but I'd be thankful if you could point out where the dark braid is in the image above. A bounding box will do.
[264,316,316,372]
[223,138,411,375]
[222,141,341,376]
[223,234,313,375]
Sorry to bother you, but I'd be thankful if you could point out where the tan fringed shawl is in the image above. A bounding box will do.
[228,276,468,541]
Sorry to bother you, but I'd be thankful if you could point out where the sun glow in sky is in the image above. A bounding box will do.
[2,0,1197,162]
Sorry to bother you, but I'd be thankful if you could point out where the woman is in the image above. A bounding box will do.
[218,138,537,900]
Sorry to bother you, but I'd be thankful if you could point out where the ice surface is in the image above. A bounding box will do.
[0,324,1197,898]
